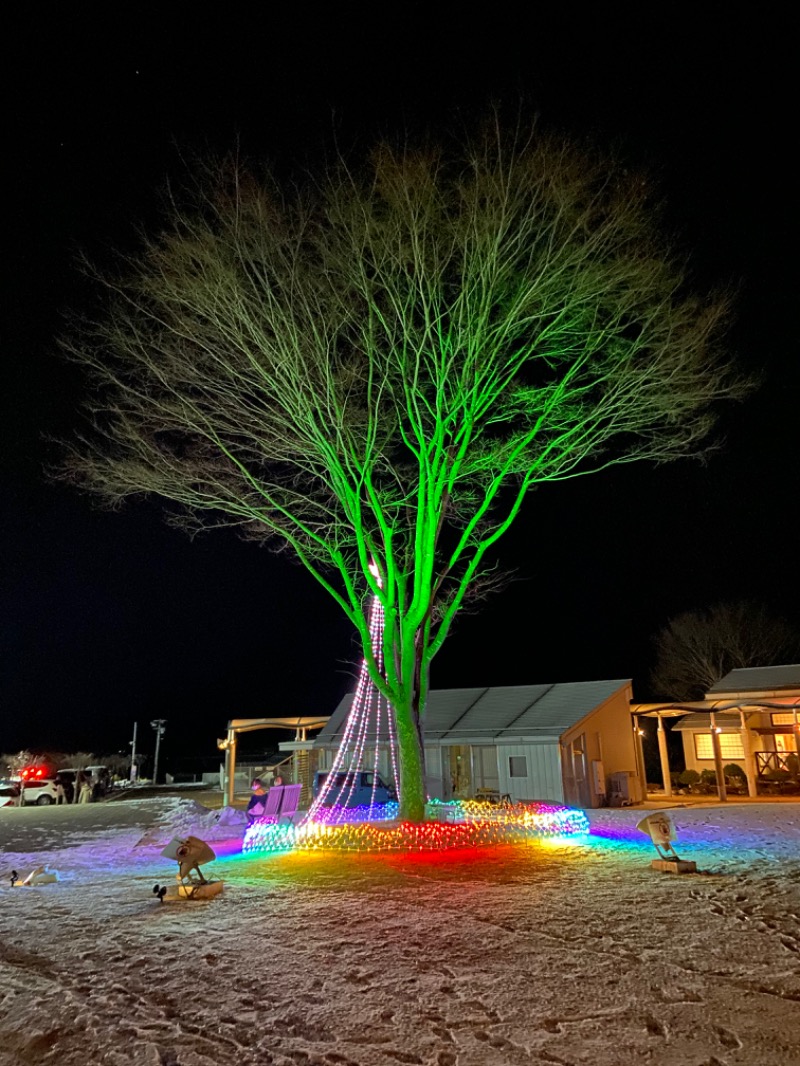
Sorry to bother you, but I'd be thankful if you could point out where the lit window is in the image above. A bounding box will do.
[771,713,796,726]
[693,733,744,760]
[509,756,528,778]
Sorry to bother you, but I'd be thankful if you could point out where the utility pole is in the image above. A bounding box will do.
[129,722,138,783]
[151,719,167,784]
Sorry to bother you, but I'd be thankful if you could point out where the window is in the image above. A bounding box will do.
[509,756,528,778]
[693,733,744,760]
[771,713,797,726]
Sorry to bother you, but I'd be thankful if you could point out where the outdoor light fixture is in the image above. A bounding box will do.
[637,812,696,874]
[154,836,223,901]
[161,835,215,882]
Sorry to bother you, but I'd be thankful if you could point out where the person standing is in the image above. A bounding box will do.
[78,772,92,804]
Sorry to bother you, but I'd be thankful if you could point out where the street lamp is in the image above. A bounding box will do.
[151,719,167,784]
[129,721,138,783]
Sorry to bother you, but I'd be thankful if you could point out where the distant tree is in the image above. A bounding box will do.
[66,752,98,771]
[0,754,17,777]
[650,601,800,701]
[61,120,749,821]
[102,754,130,778]
[0,750,36,776]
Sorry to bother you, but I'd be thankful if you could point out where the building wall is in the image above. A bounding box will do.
[681,711,799,777]
[496,741,563,803]
[560,683,640,806]
[680,731,745,776]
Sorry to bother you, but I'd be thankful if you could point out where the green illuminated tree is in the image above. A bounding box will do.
[62,125,748,821]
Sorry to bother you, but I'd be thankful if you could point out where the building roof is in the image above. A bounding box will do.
[707,664,800,695]
[672,713,742,732]
[227,717,330,732]
[315,679,630,746]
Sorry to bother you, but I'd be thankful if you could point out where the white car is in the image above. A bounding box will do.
[0,781,21,808]
[19,778,59,806]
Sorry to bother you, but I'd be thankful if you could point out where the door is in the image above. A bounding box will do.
[569,734,591,808]
[472,745,499,796]
[448,746,472,798]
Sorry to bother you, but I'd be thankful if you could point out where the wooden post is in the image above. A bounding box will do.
[709,711,727,802]
[225,728,237,808]
[738,709,758,797]
[633,715,647,801]
[222,745,231,807]
[656,712,673,797]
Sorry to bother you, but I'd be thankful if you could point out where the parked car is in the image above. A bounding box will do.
[54,770,79,803]
[57,766,111,801]
[0,781,21,808]
[312,770,396,807]
[18,778,59,805]
[86,766,112,796]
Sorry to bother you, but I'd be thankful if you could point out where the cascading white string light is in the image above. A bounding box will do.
[303,566,399,826]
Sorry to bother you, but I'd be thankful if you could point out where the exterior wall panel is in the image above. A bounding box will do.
[497,741,563,803]
[424,746,445,800]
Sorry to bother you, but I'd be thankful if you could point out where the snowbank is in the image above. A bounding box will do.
[1,800,799,1065]
[134,798,247,846]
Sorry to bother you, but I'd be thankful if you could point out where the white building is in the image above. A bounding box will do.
[313,679,641,808]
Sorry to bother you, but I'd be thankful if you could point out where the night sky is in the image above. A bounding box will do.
[2,7,795,767]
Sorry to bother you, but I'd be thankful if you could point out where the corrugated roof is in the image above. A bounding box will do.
[707,664,800,694]
[315,679,630,745]
[672,713,742,732]
[432,684,554,739]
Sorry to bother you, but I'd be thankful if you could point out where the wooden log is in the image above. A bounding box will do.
[651,859,697,874]
[162,880,224,901]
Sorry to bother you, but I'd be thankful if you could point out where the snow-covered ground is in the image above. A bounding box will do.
[1,798,799,1066]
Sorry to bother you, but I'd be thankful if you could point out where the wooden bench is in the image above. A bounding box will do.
[250,783,303,824]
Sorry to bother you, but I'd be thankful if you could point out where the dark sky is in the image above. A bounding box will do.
[1,6,795,766]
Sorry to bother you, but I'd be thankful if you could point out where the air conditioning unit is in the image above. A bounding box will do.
[608,771,635,806]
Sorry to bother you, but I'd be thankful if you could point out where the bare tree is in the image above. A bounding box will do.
[0,751,37,777]
[650,602,800,701]
[60,122,749,820]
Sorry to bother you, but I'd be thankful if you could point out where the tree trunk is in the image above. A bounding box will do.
[393,689,427,822]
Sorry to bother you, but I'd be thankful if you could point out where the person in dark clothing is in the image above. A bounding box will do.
[246,778,267,821]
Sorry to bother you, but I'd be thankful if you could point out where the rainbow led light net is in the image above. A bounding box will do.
[309,801,399,825]
[243,799,589,854]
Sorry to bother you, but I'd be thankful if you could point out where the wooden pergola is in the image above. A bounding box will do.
[218,716,329,806]
[631,699,800,801]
